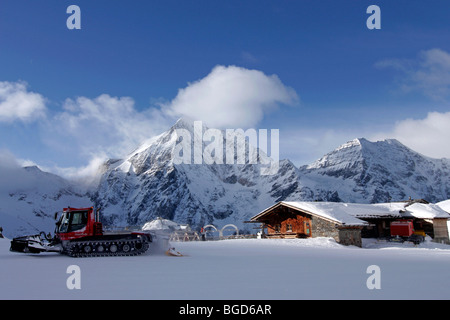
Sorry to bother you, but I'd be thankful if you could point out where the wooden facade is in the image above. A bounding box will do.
[262,205,312,238]
[250,202,364,247]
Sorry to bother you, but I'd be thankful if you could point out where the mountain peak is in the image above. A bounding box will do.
[23,165,42,173]
[300,136,450,203]
[303,137,417,177]
[172,117,194,131]
[334,138,412,154]
[335,138,365,151]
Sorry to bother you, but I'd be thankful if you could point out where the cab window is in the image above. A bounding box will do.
[68,211,88,232]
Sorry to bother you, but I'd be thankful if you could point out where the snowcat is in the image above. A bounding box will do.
[10,207,152,257]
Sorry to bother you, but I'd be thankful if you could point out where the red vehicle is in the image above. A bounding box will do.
[389,219,424,245]
[390,220,414,237]
[10,206,152,257]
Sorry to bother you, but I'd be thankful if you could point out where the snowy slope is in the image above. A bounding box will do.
[1,236,450,300]
[0,166,91,238]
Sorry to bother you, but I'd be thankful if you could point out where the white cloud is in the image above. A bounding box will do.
[377,48,450,101]
[0,150,40,192]
[52,94,171,160]
[47,153,109,188]
[371,49,450,159]
[0,81,46,122]
[0,66,299,178]
[371,111,450,159]
[163,65,299,128]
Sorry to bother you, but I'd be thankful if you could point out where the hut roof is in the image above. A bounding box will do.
[251,201,370,226]
[251,200,450,225]
[402,202,450,219]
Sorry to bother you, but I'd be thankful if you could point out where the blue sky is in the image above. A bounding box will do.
[1,0,450,176]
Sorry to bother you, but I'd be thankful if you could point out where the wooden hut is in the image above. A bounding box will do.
[250,200,450,245]
[249,201,369,247]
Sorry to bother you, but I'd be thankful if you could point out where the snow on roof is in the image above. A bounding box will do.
[437,199,450,214]
[252,201,371,226]
[282,202,400,226]
[251,200,450,227]
[402,203,450,219]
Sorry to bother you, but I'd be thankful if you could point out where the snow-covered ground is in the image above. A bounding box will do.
[1,236,449,300]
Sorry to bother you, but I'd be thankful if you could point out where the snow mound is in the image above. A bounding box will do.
[142,217,181,231]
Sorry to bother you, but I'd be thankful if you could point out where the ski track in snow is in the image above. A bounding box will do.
[1,237,449,300]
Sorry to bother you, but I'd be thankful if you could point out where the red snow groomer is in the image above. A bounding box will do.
[10,207,152,257]
[388,219,424,245]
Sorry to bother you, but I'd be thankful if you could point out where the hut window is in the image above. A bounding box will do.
[286,223,292,232]
[275,224,281,233]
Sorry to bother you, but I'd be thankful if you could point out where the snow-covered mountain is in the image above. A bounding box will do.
[297,138,450,203]
[93,119,301,231]
[0,166,90,238]
[92,120,450,231]
[2,119,450,236]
